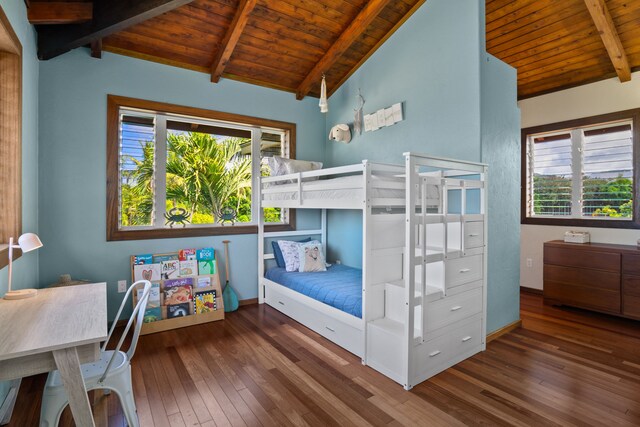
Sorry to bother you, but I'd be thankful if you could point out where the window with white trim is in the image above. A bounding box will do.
[107,96,296,240]
[522,110,639,228]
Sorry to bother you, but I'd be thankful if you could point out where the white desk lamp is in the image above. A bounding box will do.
[4,233,43,300]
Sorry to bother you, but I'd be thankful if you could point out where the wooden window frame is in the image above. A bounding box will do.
[107,95,297,241]
[0,5,22,269]
[521,108,640,229]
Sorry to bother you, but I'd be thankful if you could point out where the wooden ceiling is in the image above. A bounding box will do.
[487,0,640,99]
[28,0,640,100]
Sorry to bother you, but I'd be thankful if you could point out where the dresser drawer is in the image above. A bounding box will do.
[464,221,484,249]
[446,255,483,287]
[623,295,640,319]
[449,317,483,357]
[622,254,640,276]
[425,287,482,332]
[544,246,620,272]
[544,281,620,314]
[544,265,619,291]
[623,275,640,297]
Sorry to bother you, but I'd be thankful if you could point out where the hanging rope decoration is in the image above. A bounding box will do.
[354,89,365,136]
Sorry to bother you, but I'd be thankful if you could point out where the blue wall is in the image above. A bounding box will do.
[480,54,521,332]
[38,50,324,321]
[0,0,40,409]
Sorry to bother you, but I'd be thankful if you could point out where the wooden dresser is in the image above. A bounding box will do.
[544,240,640,320]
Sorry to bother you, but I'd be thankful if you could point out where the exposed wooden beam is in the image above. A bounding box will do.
[210,0,257,83]
[37,0,193,60]
[583,0,631,82]
[28,2,93,25]
[90,39,102,58]
[295,0,393,100]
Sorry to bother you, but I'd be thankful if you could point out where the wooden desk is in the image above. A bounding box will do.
[0,283,107,426]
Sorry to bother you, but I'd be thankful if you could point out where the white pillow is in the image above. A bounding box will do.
[298,242,327,272]
[268,156,322,183]
[278,239,320,272]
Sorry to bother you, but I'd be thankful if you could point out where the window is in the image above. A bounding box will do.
[107,96,296,240]
[0,6,22,268]
[522,109,640,228]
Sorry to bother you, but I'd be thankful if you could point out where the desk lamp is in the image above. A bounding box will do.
[4,233,43,300]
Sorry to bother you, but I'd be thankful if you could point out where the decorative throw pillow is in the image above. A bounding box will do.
[267,156,323,184]
[278,239,320,272]
[271,237,311,268]
[298,242,327,272]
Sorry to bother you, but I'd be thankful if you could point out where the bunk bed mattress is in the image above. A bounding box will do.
[265,264,362,318]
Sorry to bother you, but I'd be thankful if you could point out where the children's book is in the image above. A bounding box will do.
[161,260,180,279]
[194,290,217,314]
[164,284,192,305]
[179,249,197,261]
[164,277,193,288]
[153,253,179,263]
[196,247,215,261]
[133,263,161,282]
[198,260,216,275]
[143,306,162,323]
[136,282,161,306]
[167,303,190,318]
[179,260,198,277]
[133,254,153,265]
[197,276,211,288]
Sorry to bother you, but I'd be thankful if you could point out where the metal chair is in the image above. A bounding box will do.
[39,280,152,427]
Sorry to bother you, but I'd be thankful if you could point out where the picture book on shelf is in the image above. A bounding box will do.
[164,284,192,305]
[179,248,196,261]
[143,307,162,323]
[196,247,215,261]
[136,282,161,306]
[164,277,193,288]
[197,276,211,288]
[194,290,217,314]
[161,260,180,279]
[133,264,161,282]
[179,260,198,277]
[133,254,153,265]
[153,253,179,263]
[198,260,216,275]
[167,303,190,318]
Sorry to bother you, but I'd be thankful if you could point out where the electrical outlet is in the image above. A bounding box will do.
[117,280,127,293]
[335,260,342,264]
[526,258,533,268]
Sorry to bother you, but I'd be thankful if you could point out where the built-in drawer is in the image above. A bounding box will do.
[464,221,484,249]
[544,246,620,272]
[449,317,483,357]
[622,254,640,276]
[623,275,640,297]
[544,265,619,291]
[446,254,483,287]
[425,287,482,332]
[623,295,640,319]
[419,330,450,370]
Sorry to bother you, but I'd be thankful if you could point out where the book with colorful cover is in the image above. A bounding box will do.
[135,282,161,323]
[197,276,211,288]
[153,253,179,263]
[164,284,192,305]
[194,290,217,314]
[198,260,216,275]
[166,303,190,318]
[161,260,180,279]
[143,306,162,323]
[179,260,198,277]
[164,277,193,288]
[179,248,197,261]
[196,247,215,261]
[133,263,162,282]
[133,254,153,265]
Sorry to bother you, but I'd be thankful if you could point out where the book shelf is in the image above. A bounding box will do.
[130,253,225,335]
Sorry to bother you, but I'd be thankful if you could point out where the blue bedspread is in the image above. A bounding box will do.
[265,264,362,318]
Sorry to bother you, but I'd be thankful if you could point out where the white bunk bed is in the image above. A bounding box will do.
[258,153,487,390]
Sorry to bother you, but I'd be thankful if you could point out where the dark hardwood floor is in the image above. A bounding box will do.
[7,292,640,426]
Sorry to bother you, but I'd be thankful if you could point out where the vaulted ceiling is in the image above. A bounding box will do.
[29,0,640,100]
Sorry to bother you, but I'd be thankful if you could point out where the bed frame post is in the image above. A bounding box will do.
[362,161,372,365]
[321,209,327,259]
[403,154,416,389]
[257,178,265,305]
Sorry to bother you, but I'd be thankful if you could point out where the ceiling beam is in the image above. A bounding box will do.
[295,0,393,100]
[210,0,257,83]
[28,2,93,25]
[37,0,193,60]
[583,0,631,82]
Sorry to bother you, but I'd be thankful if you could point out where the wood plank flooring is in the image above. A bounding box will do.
[6,292,640,426]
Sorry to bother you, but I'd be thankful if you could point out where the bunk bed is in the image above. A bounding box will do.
[258,153,487,389]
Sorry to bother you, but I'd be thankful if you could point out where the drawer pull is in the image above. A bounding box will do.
[459,268,471,273]
[468,233,480,237]
[429,350,441,357]
[462,336,472,342]
[450,305,462,311]
[325,326,336,332]
[278,301,285,306]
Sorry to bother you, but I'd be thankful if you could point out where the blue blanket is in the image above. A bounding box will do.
[265,264,362,318]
